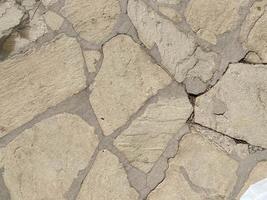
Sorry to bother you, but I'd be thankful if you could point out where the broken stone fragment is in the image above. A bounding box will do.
[89,35,171,135]
[83,50,101,73]
[185,0,248,44]
[1,113,98,200]
[114,83,192,173]
[0,34,86,137]
[0,0,24,39]
[44,11,64,31]
[77,150,139,200]
[61,0,120,43]
[148,133,238,200]
[195,63,267,148]
[238,162,267,199]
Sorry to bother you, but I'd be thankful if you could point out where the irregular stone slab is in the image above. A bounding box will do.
[77,150,138,200]
[128,0,196,77]
[195,63,267,148]
[1,113,98,200]
[242,1,267,63]
[0,35,86,137]
[148,133,238,200]
[90,35,171,135]
[185,0,247,44]
[84,50,101,73]
[238,162,267,199]
[61,0,120,43]
[44,11,64,31]
[192,125,249,159]
[0,0,24,39]
[114,83,192,173]
[158,6,181,23]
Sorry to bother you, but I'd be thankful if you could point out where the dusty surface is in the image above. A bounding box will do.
[0,0,267,199]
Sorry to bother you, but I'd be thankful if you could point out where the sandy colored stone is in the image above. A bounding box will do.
[128,0,196,77]
[0,35,86,137]
[1,113,98,200]
[195,63,267,148]
[158,6,181,23]
[148,133,238,200]
[44,11,64,31]
[238,162,267,198]
[185,0,247,44]
[0,0,24,39]
[156,0,180,3]
[90,35,171,135]
[77,150,138,200]
[84,50,101,73]
[114,83,192,173]
[41,0,58,7]
[61,0,120,43]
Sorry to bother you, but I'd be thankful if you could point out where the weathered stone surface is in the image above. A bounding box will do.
[44,11,64,31]
[41,0,58,7]
[0,0,24,39]
[1,113,98,200]
[77,150,139,200]
[128,0,196,77]
[238,162,267,198]
[158,6,181,23]
[61,0,120,43]
[89,35,171,135]
[241,0,267,63]
[192,125,249,159]
[0,35,86,137]
[114,83,192,173]
[185,0,247,44]
[195,63,267,148]
[84,50,101,73]
[148,133,238,200]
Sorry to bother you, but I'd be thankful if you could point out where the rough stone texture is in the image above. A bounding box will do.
[0,0,24,39]
[1,113,98,200]
[44,11,64,31]
[114,83,192,173]
[158,6,181,23]
[90,35,171,135]
[84,50,101,73]
[0,35,86,137]
[148,133,238,200]
[185,0,248,44]
[77,150,139,200]
[195,63,267,148]
[238,162,267,198]
[61,0,121,43]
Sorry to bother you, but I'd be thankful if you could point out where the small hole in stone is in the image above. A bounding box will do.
[257,6,261,11]
[101,117,104,120]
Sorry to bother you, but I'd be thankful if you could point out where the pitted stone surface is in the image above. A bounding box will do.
[84,50,101,73]
[195,63,267,148]
[61,0,120,43]
[148,133,238,200]
[77,150,139,200]
[185,0,248,44]
[0,35,86,137]
[90,35,171,135]
[114,83,192,173]
[1,113,98,200]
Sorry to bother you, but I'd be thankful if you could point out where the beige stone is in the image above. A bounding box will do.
[0,0,24,39]
[128,0,196,76]
[77,150,139,200]
[89,35,171,135]
[148,133,238,200]
[114,83,192,173]
[61,0,120,43]
[246,9,267,63]
[0,35,86,137]
[2,113,98,200]
[84,50,101,73]
[41,0,58,7]
[156,0,180,3]
[195,63,267,148]
[185,0,248,44]
[44,11,64,31]
[158,6,181,23]
[238,162,267,198]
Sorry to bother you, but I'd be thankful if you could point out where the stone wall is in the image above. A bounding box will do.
[0,0,267,199]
